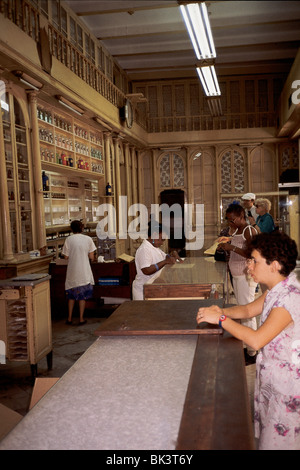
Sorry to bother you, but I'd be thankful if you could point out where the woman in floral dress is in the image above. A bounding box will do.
[196,231,300,450]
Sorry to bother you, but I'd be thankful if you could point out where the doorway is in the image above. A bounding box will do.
[160,189,186,256]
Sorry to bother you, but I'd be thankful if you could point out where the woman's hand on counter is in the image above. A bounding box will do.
[165,255,176,265]
[196,304,223,325]
[169,251,184,263]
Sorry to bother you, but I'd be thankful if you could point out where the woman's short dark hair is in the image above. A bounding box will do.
[71,220,83,233]
[226,203,245,218]
[148,220,167,238]
[246,231,298,276]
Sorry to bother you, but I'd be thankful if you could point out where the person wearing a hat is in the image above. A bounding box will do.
[242,193,258,223]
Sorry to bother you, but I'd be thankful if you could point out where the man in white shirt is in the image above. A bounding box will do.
[242,193,258,224]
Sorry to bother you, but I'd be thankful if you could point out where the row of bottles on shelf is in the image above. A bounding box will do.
[8,190,28,201]
[4,130,28,163]
[41,147,73,166]
[7,168,27,180]
[43,193,66,199]
[39,127,74,150]
[74,125,88,140]
[40,148,104,173]
[2,123,26,143]
[38,106,72,133]
[39,128,103,160]
[42,171,100,195]
[90,132,102,146]
[37,106,103,146]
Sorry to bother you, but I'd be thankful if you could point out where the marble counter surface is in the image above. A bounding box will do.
[0,273,51,287]
[0,335,198,450]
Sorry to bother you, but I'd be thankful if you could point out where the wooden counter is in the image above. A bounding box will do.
[49,260,136,314]
[0,299,254,450]
[0,254,53,278]
[144,256,227,300]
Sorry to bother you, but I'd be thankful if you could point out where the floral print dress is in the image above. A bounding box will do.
[254,272,300,450]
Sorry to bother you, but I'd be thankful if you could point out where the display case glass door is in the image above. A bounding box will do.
[2,92,33,253]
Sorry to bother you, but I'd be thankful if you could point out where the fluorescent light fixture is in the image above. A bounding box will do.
[14,71,43,91]
[93,116,112,131]
[19,78,41,91]
[196,65,220,96]
[56,95,84,116]
[180,2,216,60]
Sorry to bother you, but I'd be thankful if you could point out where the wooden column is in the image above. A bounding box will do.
[124,142,134,252]
[28,92,46,254]
[124,142,132,208]
[104,131,112,189]
[152,148,159,203]
[0,84,14,261]
[185,146,193,206]
[130,146,138,207]
[113,135,122,235]
[137,149,144,205]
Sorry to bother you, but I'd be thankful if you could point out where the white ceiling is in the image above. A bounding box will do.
[64,1,300,82]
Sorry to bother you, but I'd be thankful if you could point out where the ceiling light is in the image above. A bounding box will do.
[56,95,84,116]
[196,66,220,96]
[180,2,216,60]
[93,116,112,131]
[14,71,43,91]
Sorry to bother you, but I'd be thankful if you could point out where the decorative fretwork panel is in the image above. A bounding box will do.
[234,151,245,192]
[160,154,171,187]
[281,148,290,169]
[173,154,184,187]
[280,145,299,171]
[292,147,299,168]
[221,151,232,193]
[159,153,184,189]
[221,150,245,193]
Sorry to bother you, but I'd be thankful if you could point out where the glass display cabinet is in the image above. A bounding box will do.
[3,92,34,254]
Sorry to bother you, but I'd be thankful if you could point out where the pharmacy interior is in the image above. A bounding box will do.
[0,0,300,450]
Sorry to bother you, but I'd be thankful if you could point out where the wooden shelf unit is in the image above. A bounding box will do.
[37,100,104,176]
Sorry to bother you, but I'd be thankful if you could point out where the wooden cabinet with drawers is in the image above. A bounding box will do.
[0,275,52,377]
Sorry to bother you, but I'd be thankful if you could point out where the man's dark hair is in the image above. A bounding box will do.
[70,220,83,234]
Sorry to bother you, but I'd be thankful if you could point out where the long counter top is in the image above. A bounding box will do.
[0,299,254,450]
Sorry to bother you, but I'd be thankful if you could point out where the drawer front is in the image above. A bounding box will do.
[0,289,20,300]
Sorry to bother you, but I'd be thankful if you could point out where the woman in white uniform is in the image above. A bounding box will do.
[132,221,178,300]
[62,220,96,324]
